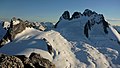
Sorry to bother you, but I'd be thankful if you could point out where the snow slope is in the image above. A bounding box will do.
[0,9,120,68]
[0,27,79,68]
[55,10,120,68]
[0,27,113,68]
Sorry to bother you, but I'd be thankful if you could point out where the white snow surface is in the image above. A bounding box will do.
[2,21,10,29]
[55,14,120,68]
[1,13,120,68]
[0,27,78,68]
[13,19,20,25]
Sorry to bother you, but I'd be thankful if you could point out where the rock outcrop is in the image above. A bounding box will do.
[84,20,91,38]
[25,20,46,31]
[42,38,54,55]
[0,53,56,68]
[29,52,55,68]
[0,53,24,68]
[70,12,81,20]
[61,11,70,20]
[54,9,110,37]
[100,15,109,34]
[54,11,70,28]
[0,17,26,47]
[83,9,94,16]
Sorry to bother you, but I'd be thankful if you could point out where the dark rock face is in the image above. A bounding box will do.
[0,53,56,68]
[102,20,109,34]
[84,17,109,38]
[100,15,109,34]
[0,53,24,68]
[25,20,46,31]
[25,20,33,28]
[55,9,110,39]
[15,55,35,68]
[62,11,70,20]
[83,9,94,16]
[70,12,81,20]
[42,38,54,55]
[29,52,55,68]
[84,20,91,38]
[54,21,60,28]
[54,11,70,28]
[10,18,26,40]
[0,17,26,47]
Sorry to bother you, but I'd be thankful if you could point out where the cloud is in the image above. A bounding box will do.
[106,19,120,22]
[106,19,120,25]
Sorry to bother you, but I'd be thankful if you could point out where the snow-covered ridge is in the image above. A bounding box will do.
[54,9,120,67]
[0,27,79,68]
[55,9,120,43]
[1,9,120,68]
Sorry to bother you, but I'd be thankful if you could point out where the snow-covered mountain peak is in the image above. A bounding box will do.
[55,9,120,45]
[11,17,21,25]
[1,9,120,68]
[70,12,82,20]
[83,9,97,16]
[59,11,70,21]
[56,9,106,29]
[57,9,106,25]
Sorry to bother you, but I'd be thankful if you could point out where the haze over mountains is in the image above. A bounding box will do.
[0,9,120,68]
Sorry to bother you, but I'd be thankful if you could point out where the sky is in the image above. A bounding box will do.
[0,0,120,25]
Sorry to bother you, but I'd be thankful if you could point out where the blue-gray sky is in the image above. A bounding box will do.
[0,0,120,25]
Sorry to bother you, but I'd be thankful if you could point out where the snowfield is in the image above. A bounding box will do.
[0,27,79,68]
[0,9,120,68]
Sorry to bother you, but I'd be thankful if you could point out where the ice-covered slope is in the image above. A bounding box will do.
[0,27,79,68]
[55,9,120,68]
[0,9,120,68]
[0,27,113,68]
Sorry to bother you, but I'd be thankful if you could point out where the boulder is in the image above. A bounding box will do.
[0,53,56,68]
[0,53,24,68]
[29,52,55,68]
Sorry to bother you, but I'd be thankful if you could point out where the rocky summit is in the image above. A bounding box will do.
[0,52,55,68]
[0,9,120,68]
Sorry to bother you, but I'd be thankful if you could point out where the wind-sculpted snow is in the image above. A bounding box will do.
[0,27,79,68]
[70,41,111,68]
[1,9,120,68]
[55,9,120,67]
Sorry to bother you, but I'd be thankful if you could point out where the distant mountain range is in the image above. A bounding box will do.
[0,9,120,68]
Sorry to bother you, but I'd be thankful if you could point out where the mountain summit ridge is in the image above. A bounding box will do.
[55,9,120,43]
[0,9,120,68]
